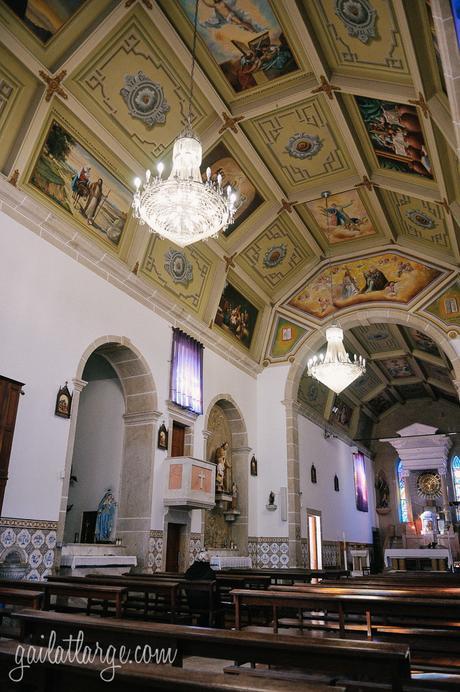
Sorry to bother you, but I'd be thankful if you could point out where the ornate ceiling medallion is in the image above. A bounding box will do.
[164,248,193,285]
[405,209,436,229]
[285,133,324,160]
[120,71,170,127]
[335,0,377,44]
[263,244,287,268]
[416,471,442,499]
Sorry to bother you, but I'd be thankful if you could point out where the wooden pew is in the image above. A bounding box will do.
[0,579,128,618]
[0,639,337,692]
[0,587,44,611]
[231,588,460,639]
[11,609,410,690]
[47,575,180,621]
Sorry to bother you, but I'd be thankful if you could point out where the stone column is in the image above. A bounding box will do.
[200,429,213,539]
[284,399,302,568]
[54,378,88,572]
[231,445,251,554]
[117,409,162,570]
[439,465,451,524]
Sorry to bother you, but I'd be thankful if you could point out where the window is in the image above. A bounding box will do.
[452,456,460,520]
[397,459,408,522]
[169,328,203,414]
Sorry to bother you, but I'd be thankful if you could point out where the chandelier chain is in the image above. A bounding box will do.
[187,0,199,129]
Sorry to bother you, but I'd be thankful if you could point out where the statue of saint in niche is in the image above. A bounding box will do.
[215,441,230,492]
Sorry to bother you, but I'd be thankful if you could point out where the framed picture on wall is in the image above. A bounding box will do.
[55,383,72,418]
[158,423,168,450]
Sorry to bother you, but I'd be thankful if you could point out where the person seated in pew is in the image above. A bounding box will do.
[184,550,218,626]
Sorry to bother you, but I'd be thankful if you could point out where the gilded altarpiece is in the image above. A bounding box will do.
[204,405,233,549]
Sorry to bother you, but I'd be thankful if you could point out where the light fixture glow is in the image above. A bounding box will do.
[132,0,237,247]
[307,325,365,394]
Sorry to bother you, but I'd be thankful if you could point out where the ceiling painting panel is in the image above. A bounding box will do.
[287,253,443,320]
[242,95,355,193]
[299,188,379,247]
[23,103,135,255]
[300,0,410,81]
[330,396,354,432]
[267,315,308,361]
[236,215,312,297]
[380,190,451,253]
[424,279,460,328]
[67,7,215,169]
[176,0,300,94]
[0,44,40,174]
[394,383,429,400]
[141,236,217,316]
[402,326,441,358]
[351,323,402,354]
[379,356,415,380]
[366,389,396,416]
[0,0,117,70]
[214,276,263,353]
[202,140,264,239]
[347,364,383,399]
[354,96,434,180]
[298,373,329,415]
[421,361,453,388]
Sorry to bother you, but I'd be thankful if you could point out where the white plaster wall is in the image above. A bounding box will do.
[298,416,376,543]
[255,365,290,537]
[63,374,124,543]
[0,210,258,526]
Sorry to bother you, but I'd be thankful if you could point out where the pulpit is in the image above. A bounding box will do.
[164,456,216,510]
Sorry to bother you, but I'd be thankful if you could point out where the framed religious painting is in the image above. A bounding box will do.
[55,382,72,418]
[157,423,168,450]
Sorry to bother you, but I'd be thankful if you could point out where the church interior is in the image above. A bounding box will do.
[1,0,460,689]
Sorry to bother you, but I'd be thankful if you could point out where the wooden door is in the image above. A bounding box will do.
[165,523,182,572]
[0,377,23,515]
[171,422,186,457]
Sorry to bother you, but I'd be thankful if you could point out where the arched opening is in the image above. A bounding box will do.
[56,337,159,571]
[202,396,250,556]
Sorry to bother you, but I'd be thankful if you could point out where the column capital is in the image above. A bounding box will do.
[72,378,88,392]
[202,429,213,440]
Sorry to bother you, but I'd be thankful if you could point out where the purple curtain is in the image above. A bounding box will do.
[353,451,368,512]
[170,328,203,414]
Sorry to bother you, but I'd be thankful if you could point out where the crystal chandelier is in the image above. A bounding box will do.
[132,0,237,247]
[307,325,365,394]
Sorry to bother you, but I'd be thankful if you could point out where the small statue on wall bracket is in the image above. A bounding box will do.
[266,490,277,511]
[311,464,317,484]
[250,455,258,476]
[334,474,340,492]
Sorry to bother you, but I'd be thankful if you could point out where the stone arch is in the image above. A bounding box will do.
[56,336,161,570]
[202,394,250,553]
[282,310,460,567]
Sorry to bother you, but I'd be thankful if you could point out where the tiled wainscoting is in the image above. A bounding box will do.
[0,517,58,580]
[147,530,164,572]
[248,537,290,568]
[322,541,341,568]
[189,532,203,564]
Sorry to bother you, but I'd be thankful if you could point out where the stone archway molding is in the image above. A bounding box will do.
[56,335,161,571]
[282,310,460,567]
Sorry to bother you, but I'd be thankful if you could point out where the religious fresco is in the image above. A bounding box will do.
[269,316,307,359]
[304,189,377,244]
[298,373,329,415]
[367,389,395,416]
[214,281,259,349]
[395,383,427,400]
[178,0,298,93]
[404,327,440,357]
[351,323,401,354]
[288,253,441,320]
[380,356,415,379]
[30,121,131,247]
[425,280,460,327]
[347,364,382,400]
[201,142,263,235]
[356,96,433,179]
[1,0,86,43]
[330,397,353,430]
[422,361,452,387]
[425,0,447,92]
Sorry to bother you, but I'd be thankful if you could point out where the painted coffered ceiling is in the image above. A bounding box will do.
[0,0,459,375]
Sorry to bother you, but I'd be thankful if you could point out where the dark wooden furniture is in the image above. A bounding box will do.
[0,640,339,692]
[0,376,23,514]
[11,609,409,690]
[0,587,43,610]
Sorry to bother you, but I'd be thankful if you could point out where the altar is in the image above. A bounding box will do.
[384,547,452,571]
[60,543,137,576]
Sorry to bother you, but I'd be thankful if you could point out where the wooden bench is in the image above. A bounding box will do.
[231,588,460,639]
[0,639,337,692]
[11,609,410,690]
[0,587,44,611]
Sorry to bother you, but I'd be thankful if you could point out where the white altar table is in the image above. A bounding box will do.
[384,548,452,570]
[60,555,138,569]
[210,555,252,570]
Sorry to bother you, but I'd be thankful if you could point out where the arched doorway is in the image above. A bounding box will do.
[283,311,460,567]
[56,337,159,571]
[202,396,250,555]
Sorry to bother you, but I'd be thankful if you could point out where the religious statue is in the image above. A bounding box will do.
[231,482,238,510]
[375,470,390,509]
[95,489,116,542]
[268,491,275,506]
[215,442,230,492]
